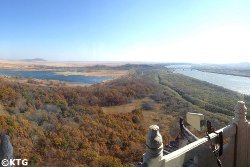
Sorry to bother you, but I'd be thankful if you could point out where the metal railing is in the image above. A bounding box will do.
[138,101,248,167]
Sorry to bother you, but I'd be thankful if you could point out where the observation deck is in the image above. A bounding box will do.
[137,101,249,167]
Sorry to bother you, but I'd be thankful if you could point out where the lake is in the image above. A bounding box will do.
[0,70,112,84]
[166,66,250,95]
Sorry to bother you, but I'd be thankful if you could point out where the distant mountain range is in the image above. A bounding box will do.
[20,58,47,62]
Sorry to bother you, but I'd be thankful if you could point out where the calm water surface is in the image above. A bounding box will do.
[167,66,250,95]
[0,70,112,84]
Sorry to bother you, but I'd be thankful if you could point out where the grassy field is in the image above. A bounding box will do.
[102,99,143,114]
[142,69,243,126]
[102,97,179,142]
[0,60,126,70]
[55,70,128,79]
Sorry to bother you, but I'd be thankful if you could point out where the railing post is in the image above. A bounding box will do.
[142,125,163,166]
[233,101,248,167]
[0,134,13,167]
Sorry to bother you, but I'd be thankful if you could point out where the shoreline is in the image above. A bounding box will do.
[172,69,250,95]
[0,69,129,87]
[193,68,250,78]
[0,75,92,87]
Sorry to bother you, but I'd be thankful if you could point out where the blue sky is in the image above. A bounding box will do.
[1,0,250,63]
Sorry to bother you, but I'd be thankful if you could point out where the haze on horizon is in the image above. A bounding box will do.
[0,0,250,64]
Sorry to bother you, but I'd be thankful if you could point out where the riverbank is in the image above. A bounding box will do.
[0,75,92,87]
[172,68,250,95]
[0,60,132,85]
[194,68,250,78]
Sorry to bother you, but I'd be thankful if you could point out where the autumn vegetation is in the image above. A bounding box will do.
[0,67,158,166]
[0,65,248,166]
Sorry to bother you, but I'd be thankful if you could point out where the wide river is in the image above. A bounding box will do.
[167,66,250,95]
[0,70,112,84]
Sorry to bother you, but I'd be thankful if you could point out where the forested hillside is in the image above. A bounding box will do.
[0,71,157,166]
